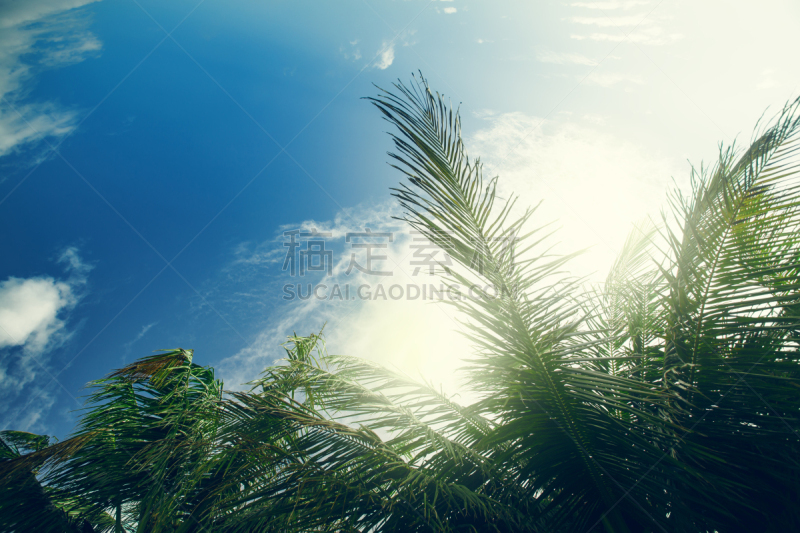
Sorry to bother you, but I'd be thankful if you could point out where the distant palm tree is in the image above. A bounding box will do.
[2,76,799,532]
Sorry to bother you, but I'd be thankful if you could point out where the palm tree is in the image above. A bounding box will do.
[2,75,799,532]
[3,335,510,532]
[364,75,800,531]
[1,349,224,532]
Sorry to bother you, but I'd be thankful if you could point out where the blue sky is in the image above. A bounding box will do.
[1,0,799,439]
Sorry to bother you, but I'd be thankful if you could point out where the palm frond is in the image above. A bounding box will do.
[368,73,681,531]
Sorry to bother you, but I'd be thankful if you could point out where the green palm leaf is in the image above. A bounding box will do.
[368,74,681,532]
[659,98,800,530]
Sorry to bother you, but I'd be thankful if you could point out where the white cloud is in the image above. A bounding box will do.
[0,0,101,28]
[536,49,597,66]
[0,277,73,352]
[40,32,102,67]
[469,112,686,281]
[570,26,683,45]
[0,0,103,158]
[0,246,90,352]
[0,246,91,431]
[0,103,78,157]
[567,4,681,47]
[443,7,457,14]
[374,41,395,70]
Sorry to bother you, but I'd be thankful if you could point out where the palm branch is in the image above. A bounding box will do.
[367,74,685,532]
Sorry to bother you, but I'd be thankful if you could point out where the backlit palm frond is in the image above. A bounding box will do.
[368,74,680,532]
[207,384,526,532]
[2,349,225,532]
[660,97,800,530]
[582,220,665,379]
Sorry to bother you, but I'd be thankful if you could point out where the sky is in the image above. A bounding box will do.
[1,0,799,439]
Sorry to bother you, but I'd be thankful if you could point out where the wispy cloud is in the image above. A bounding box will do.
[570,26,683,46]
[0,0,100,28]
[58,246,93,284]
[122,322,157,354]
[400,29,418,48]
[374,41,395,70]
[210,199,475,399]
[567,1,680,47]
[536,49,597,66]
[340,38,362,61]
[570,1,650,9]
[443,7,457,14]
[0,0,103,158]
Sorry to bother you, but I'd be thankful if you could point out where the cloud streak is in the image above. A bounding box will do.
[0,0,103,158]
[570,27,683,45]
